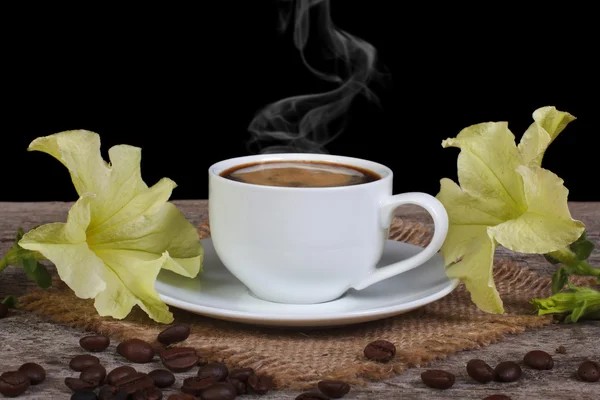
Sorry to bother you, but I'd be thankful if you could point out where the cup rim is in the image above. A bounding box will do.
[208,153,393,191]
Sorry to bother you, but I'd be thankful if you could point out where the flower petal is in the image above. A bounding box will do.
[519,106,576,167]
[28,131,149,229]
[436,178,506,226]
[18,195,106,299]
[88,181,203,279]
[489,166,585,253]
[442,122,525,217]
[93,249,174,323]
[443,225,503,314]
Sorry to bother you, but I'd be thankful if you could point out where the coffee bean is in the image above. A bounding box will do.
[524,350,554,370]
[363,340,396,362]
[0,371,30,397]
[69,354,101,371]
[555,345,567,354]
[420,369,455,390]
[80,364,107,384]
[98,385,129,400]
[0,303,8,318]
[227,377,247,395]
[18,362,46,385]
[132,387,163,400]
[80,335,111,352]
[296,392,330,400]
[248,373,274,395]
[64,377,99,392]
[167,395,196,400]
[148,369,175,388]
[317,380,350,398]
[114,372,155,395]
[200,382,237,400]
[106,366,137,386]
[483,396,512,400]
[198,362,229,381]
[157,324,190,346]
[159,347,199,372]
[494,361,522,382]
[181,376,218,396]
[466,359,496,383]
[71,391,98,400]
[577,360,600,382]
[117,339,155,363]
[228,367,254,383]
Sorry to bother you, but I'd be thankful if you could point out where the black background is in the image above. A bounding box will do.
[3,2,598,202]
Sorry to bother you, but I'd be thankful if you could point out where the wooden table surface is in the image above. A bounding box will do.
[1,201,599,400]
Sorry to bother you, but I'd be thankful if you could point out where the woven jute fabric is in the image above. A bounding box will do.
[19,219,557,390]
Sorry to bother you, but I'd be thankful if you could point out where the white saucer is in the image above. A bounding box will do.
[155,239,459,328]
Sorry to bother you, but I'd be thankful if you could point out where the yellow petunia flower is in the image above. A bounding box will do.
[18,130,203,323]
[437,106,585,314]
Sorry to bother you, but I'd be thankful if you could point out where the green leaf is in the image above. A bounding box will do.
[1,227,51,289]
[1,296,17,307]
[531,284,600,323]
[21,257,52,289]
[551,266,572,294]
[544,253,562,265]
[569,231,595,261]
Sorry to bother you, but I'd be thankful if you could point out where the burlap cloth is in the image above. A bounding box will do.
[18,219,562,390]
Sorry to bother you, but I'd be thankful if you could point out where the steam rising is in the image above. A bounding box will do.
[247,0,381,154]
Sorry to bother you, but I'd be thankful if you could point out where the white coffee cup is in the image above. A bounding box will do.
[208,153,448,304]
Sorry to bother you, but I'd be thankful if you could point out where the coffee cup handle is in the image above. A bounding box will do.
[352,192,449,290]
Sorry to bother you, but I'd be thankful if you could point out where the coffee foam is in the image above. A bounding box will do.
[230,162,364,177]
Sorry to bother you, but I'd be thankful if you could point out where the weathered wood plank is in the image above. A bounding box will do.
[1,201,599,399]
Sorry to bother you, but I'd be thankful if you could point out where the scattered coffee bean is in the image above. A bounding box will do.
[524,350,554,370]
[148,369,175,388]
[117,339,155,363]
[363,340,396,362]
[71,391,98,400]
[106,366,137,386]
[64,377,99,392]
[200,382,237,400]
[466,359,496,383]
[113,372,155,395]
[132,387,163,400]
[159,347,199,372]
[80,335,111,352]
[167,395,196,400]
[296,392,329,400]
[494,361,522,382]
[181,376,218,396]
[18,362,46,385]
[0,371,30,398]
[483,396,512,400]
[198,362,229,381]
[420,369,455,390]
[98,385,129,400]
[0,304,8,318]
[248,373,274,395]
[229,367,254,383]
[69,354,100,371]
[317,380,350,398]
[157,324,190,346]
[80,364,107,384]
[577,360,600,382]
[227,377,247,395]
[555,345,567,354]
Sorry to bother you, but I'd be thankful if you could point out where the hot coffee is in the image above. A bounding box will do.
[220,160,380,188]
